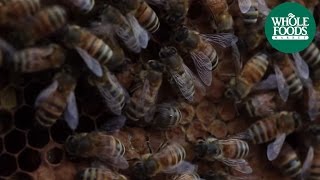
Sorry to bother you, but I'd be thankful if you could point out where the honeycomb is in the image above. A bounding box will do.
[0,0,318,180]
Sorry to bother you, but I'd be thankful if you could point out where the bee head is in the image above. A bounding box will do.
[132,161,150,180]
[147,60,165,73]
[65,133,88,156]
[159,46,176,59]
[166,11,185,26]
[194,139,207,158]
[174,26,189,43]
[55,71,77,92]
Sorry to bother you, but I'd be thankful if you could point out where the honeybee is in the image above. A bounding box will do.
[100,5,149,53]
[0,0,41,26]
[233,111,303,161]
[159,46,201,102]
[299,43,320,80]
[149,102,182,130]
[172,172,202,180]
[102,35,126,71]
[132,142,195,179]
[239,92,276,118]
[34,70,78,130]
[10,44,65,73]
[124,60,163,122]
[242,0,270,24]
[173,26,237,86]
[27,6,67,44]
[271,142,302,179]
[107,0,160,33]
[76,167,127,180]
[65,132,129,169]
[88,66,128,115]
[195,137,252,174]
[65,0,95,13]
[64,25,113,77]
[147,0,189,28]
[225,53,269,101]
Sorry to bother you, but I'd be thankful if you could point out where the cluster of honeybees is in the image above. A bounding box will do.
[0,0,320,179]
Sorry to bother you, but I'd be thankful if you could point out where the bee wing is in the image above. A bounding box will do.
[163,161,197,174]
[126,15,150,49]
[267,133,286,161]
[238,0,252,13]
[256,0,270,16]
[232,43,242,74]
[219,158,253,174]
[201,33,238,48]
[307,83,319,121]
[171,67,194,102]
[75,47,103,77]
[292,53,309,80]
[98,85,123,115]
[64,91,79,130]
[35,80,58,107]
[99,115,127,133]
[137,79,150,108]
[190,51,213,86]
[184,64,206,95]
[274,65,289,102]
[301,146,314,178]
[0,37,16,55]
[252,74,278,91]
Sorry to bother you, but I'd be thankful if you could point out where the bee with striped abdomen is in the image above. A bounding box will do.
[27,5,67,44]
[125,60,163,123]
[10,43,65,73]
[35,70,78,130]
[233,111,304,161]
[64,25,113,77]
[100,5,149,53]
[225,52,269,101]
[0,0,41,26]
[299,43,320,80]
[107,0,160,33]
[173,26,237,86]
[195,137,252,174]
[65,132,129,169]
[239,92,277,118]
[88,66,128,115]
[76,167,127,180]
[149,102,182,130]
[271,142,302,179]
[132,142,195,179]
[159,46,199,102]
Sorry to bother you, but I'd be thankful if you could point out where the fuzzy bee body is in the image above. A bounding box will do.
[300,43,320,80]
[226,53,269,101]
[133,143,188,179]
[150,102,182,129]
[29,6,67,42]
[173,172,201,180]
[272,143,302,179]
[135,1,160,33]
[35,72,78,129]
[0,0,41,25]
[77,167,127,180]
[11,44,65,73]
[65,132,128,169]
[246,112,302,144]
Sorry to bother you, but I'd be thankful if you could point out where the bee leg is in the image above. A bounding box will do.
[156,140,169,153]
[145,135,153,154]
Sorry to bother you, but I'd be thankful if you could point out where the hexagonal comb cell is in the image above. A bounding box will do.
[27,128,49,149]
[50,119,73,144]
[10,172,33,180]
[0,110,13,135]
[18,148,41,172]
[4,129,26,154]
[14,106,35,130]
[46,147,64,165]
[0,153,17,177]
[75,115,95,133]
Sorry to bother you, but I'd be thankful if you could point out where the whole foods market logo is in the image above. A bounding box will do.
[265,2,316,53]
